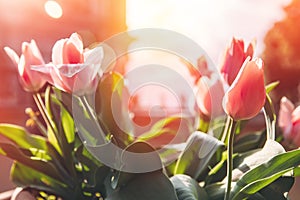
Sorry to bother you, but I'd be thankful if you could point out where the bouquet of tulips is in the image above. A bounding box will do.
[1,30,300,200]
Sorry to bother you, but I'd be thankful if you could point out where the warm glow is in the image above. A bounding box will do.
[126,0,291,62]
[44,0,63,19]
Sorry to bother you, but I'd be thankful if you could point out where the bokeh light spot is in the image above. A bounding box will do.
[44,0,63,19]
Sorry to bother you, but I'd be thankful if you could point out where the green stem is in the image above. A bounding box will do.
[221,116,231,144]
[198,117,209,133]
[263,94,276,141]
[33,117,48,136]
[33,93,56,136]
[79,95,107,144]
[224,118,238,200]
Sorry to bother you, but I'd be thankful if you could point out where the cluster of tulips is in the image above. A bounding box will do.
[2,31,299,200]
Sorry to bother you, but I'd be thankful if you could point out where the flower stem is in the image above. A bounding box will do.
[224,117,238,200]
[221,116,231,144]
[33,92,56,136]
[263,94,276,141]
[79,95,107,144]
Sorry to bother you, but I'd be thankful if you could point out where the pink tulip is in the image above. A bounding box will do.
[33,33,105,95]
[196,73,224,118]
[219,38,255,85]
[278,97,300,146]
[187,56,213,84]
[4,40,46,92]
[223,57,266,121]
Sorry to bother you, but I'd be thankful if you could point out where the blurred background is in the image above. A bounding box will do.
[1,0,300,197]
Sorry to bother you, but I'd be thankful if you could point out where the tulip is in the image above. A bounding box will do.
[33,33,105,95]
[4,40,46,92]
[195,73,224,118]
[220,38,255,85]
[186,56,213,84]
[278,97,300,146]
[223,57,266,121]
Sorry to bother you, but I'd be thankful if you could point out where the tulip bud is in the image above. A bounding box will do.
[278,96,300,145]
[4,40,46,92]
[220,38,255,85]
[196,73,224,118]
[223,57,266,121]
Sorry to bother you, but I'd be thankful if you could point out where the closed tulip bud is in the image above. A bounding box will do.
[223,57,266,121]
[220,38,255,85]
[196,73,224,118]
[278,96,300,146]
[4,40,46,92]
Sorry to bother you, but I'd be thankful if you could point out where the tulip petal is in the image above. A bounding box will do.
[292,106,300,125]
[219,38,255,86]
[5,40,46,92]
[84,46,104,77]
[69,33,84,52]
[223,57,266,120]
[56,64,88,78]
[4,47,20,67]
[196,73,224,118]
[52,39,67,65]
[278,97,294,137]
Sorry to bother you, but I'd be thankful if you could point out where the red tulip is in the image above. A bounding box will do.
[219,38,255,85]
[222,57,266,121]
[4,40,46,92]
[196,73,224,118]
[278,97,300,146]
[33,33,105,95]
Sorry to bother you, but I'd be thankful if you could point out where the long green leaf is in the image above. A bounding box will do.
[95,72,131,147]
[231,148,300,199]
[11,162,70,198]
[45,86,60,153]
[0,124,47,150]
[138,116,186,140]
[61,105,75,144]
[174,131,224,179]
[0,143,69,184]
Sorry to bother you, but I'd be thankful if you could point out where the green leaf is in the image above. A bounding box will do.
[137,116,192,148]
[95,72,132,147]
[0,143,69,184]
[171,174,208,200]
[0,124,47,150]
[231,147,300,200]
[231,140,285,182]
[107,171,178,200]
[204,182,227,200]
[265,81,280,94]
[233,131,266,153]
[138,116,185,140]
[106,141,178,200]
[293,166,300,177]
[174,131,224,179]
[48,93,77,177]
[75,144,109,188]
[256,177,294,199]
[61,105,75,144]
[45,87,60,153]
[11,162,70,198]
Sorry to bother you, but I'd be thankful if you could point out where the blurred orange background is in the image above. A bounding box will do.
[1,0,300,198]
